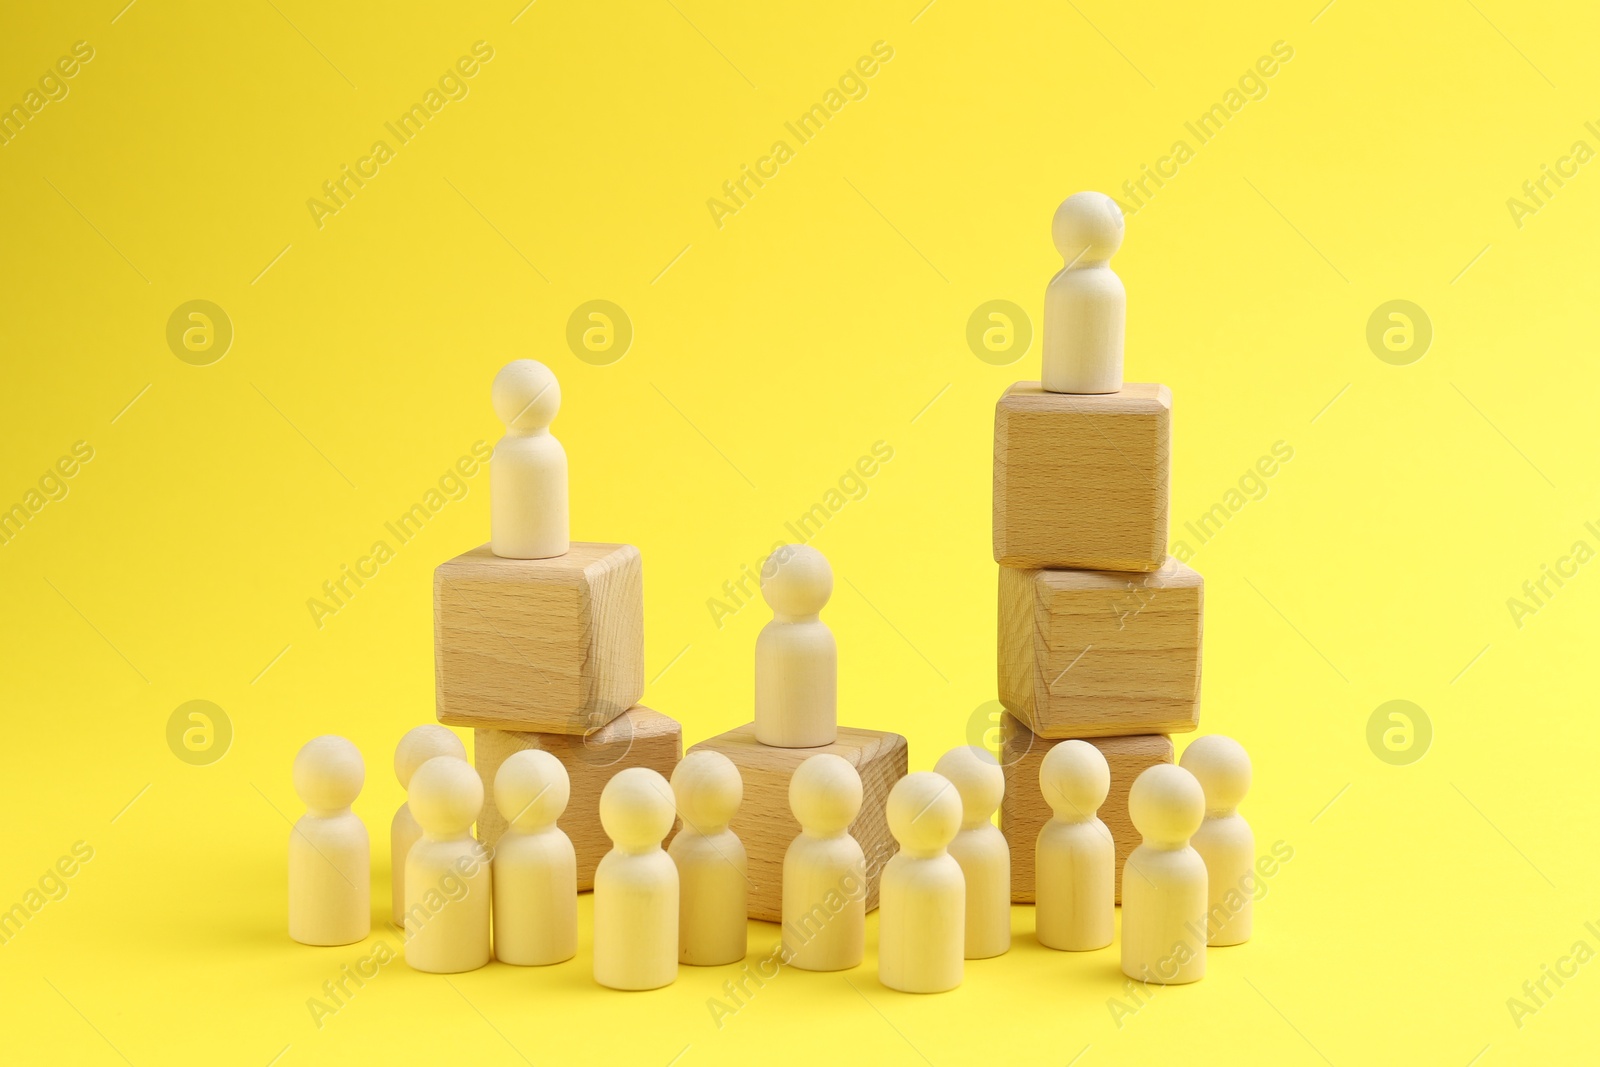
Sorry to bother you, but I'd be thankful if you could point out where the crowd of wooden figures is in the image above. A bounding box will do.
[285,192,1258,992]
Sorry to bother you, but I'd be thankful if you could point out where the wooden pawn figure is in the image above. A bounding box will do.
[594,767,678,990]
[669,751,747,966]
[1035,739,1114,951]
[1121,764,1207,985]
[755,544,837,748]
[782,753,865,971]
[490,359,569,559]
[933,746,1009,959]
[404,756,491,973]
[1180,735,1254,946]
[289,736,370,946]
[1042,191,1125,394]
[492,749,577,966]
[879,772,964,993]
[390,725,466,926]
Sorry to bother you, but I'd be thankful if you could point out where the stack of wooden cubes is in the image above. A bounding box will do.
[992,382,1203,903]
[431,541,682,890]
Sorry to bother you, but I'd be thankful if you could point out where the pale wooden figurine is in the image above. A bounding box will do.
[404,756,491,973]
[290,735,370,946]
[879,772,964,993]
[492,749,577,965]
[594,768,679,990]
[782,753,866,971]
[1121,764,1207,985]
[755,544,837,748]
[1042,191,1125,394]
[1035,739,1114,951]
[669,751,747,965]
[1180,735,1254,946]
[933,746,1009,959]
[490,359,569,559]
[391,724,466,926]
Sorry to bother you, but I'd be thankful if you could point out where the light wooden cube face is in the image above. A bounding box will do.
[434,543,644,734]
[686,723,908,922]
[997,715,1173,903]
[999,557,1202,739]
[473,708,682,891]
[993,382,1171,572]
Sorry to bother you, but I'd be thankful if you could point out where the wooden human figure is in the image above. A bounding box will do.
[1121,764,1207,985]
[933,746,1009,959]
[289,735,370,946]
[1035,739,1114,951]
[490,359,569,559]
[1180,735,1254,946]
[755,544,837,748]
[878,772,964,993]
[669,751,747,966]
[492,749,577,966]
[1042,191,1125,394]
[782,753,865,971]
[390,724,466,926]
[404,756,491,973]
[594,767,679,990]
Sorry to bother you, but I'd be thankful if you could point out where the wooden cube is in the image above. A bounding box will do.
[686,723,908,922]
[999,556,1202,738]
[998,714,1173,903]
[993,382,1171,571]
[435,542,643,734]
[473,707,682,890]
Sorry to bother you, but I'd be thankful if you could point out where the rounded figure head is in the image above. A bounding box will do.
[1128,764,1205,848]
[1039,740,1110,821]
[760,544,832,617]
[933,746,1004,828]
[294,735,364,812]
[408,756,484,838]
[671,750,743,833]
[789,753,862,835]
[491,359,561,433]
[1052,191,1124,264]
[886,772,961,855]
[494,749,570,830]
[599,767,675,851]
[1179,735,1251,813]
[394,725,466,789]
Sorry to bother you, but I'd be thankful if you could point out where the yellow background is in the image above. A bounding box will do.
[2,0,1596,1063]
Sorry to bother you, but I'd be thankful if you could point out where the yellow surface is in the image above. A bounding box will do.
[2,1,1596,1063]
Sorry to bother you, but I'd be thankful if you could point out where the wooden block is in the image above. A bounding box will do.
[687,723,908,922]
[435,542,643,733]
[473,707,682,891]
[999,716,1172,903]
[999,556,1201,738]
[993,382,1171,571]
